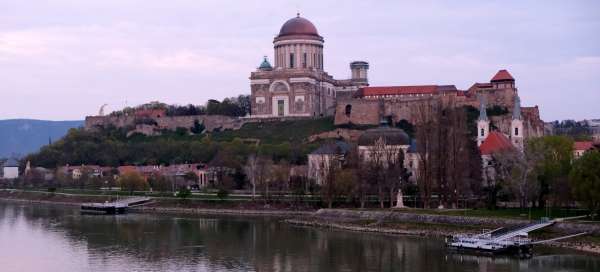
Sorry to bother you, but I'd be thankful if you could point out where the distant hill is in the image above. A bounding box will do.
[0,119,83,158]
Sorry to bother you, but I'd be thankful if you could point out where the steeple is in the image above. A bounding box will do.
[476,95,490,147]
[512,95,521,120]
[510,94,524,150]
[478,95,488,121]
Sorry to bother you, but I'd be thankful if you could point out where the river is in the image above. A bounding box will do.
[0,202,599,272]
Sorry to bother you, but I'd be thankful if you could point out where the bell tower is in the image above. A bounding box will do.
[510,95,524,150]
[477,95,490,147]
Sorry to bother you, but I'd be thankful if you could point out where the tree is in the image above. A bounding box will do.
[414,99,438,208]
[318,153,341,208]
[119,172,147,194]
[569,150,600,219]
[244,154,260,200]
[148,174,171,193]
[532,136,574,208]
[492,146,541,209]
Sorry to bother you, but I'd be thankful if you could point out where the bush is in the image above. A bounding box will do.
[217,188,229,200]
[176,188,192,199]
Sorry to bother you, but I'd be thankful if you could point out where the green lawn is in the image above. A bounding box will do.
[210,117,336,144]
[388,207,593,221]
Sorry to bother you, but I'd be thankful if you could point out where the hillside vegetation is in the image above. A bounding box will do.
[24,118,336,168]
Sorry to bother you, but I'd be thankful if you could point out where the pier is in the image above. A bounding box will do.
[81,197,151,214]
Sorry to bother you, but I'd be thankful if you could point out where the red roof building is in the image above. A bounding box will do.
[479,131,514,155]
[490,69,514,82]
[573,141,594,158]
[357,85,459,98]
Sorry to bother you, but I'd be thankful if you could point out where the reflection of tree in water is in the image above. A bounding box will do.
[4,203,600,272]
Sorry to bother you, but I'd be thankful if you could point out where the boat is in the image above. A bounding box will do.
[446,218,586,258]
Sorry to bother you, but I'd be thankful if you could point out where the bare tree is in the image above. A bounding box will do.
[414,99,438,208]
[244,154,259,200]
[318,153,340,208]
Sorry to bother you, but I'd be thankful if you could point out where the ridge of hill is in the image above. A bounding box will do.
[0,119,83,158]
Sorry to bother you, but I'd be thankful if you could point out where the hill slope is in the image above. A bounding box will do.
[0,119,83,158]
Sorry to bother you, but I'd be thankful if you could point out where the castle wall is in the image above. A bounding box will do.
[85,115,244,134]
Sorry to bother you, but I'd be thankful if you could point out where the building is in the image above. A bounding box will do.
[307,141,351,185]
[357,122,418,182]
[336,69,544,143]
[476,95,525,183]
[250,14,368,118]
[573,141,594,159]
[2,158,19,179]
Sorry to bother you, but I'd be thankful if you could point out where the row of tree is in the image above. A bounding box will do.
[109,95,251,117]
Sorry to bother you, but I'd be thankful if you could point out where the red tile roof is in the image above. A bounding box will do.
[479,131,514,155]
[360,85,438,97]
[491,70,514,82]
[573,141,594,151]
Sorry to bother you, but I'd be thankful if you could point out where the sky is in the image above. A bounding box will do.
[0,0,598,121]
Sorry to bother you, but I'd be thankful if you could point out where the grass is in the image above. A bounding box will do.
[386,207,594,221]
[210,117,336,144]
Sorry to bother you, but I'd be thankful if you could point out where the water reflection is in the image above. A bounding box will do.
[0,202,599,272]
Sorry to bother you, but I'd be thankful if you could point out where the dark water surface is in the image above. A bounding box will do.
[0,202,599,272]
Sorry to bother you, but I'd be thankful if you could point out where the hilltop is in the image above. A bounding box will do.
[0,119,83,158]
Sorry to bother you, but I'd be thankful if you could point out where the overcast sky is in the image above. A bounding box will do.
[1,0,598,121]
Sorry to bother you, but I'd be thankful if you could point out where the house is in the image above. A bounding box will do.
[308,141,351,185]
[2,158,19,179]
[59,165,107,180]
[573,141,594,159]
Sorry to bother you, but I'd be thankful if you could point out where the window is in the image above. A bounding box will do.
[480,128,485,137]
[289,53,295,68]
[514,127,519,136]
[345,104,352,116]
[302,53,307,68]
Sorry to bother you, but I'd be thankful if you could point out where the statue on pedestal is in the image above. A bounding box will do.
[395,189,405,208]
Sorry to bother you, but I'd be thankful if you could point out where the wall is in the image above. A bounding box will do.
[85,114,245,134]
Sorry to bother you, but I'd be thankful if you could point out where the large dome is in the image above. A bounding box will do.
[358,126,410,146]
[278,15,320,37]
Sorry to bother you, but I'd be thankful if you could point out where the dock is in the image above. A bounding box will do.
[446,219,586,258]
[81,197,151,214]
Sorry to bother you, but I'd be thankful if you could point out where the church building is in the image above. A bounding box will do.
[250,14,368,118]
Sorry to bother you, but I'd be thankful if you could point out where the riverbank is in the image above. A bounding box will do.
[286,209,600,255]
[2,189,599,255]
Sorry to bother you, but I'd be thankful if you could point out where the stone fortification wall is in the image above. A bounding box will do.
[85,115,245,134]
[335,89,544,139]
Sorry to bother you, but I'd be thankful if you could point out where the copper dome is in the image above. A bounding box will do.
[278,15,320,37]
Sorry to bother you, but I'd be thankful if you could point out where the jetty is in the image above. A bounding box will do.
[446,219,586,258]
[81,197,151,214]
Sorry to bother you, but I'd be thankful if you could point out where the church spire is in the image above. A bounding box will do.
[512,95,521,120]
[478,95,488,121]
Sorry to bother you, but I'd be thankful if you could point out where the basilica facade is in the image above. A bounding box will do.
[250,14,368,118]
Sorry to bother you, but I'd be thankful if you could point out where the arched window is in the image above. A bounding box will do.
[514,127,519,136]
[345,105,352,116]
[480,128,485,137]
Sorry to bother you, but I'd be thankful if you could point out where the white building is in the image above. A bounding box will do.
[2,158,19,179]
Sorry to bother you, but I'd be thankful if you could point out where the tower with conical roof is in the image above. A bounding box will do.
[477,95,490,147]
[510,95,524,150]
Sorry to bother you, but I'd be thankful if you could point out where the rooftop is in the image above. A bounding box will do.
[479,131,514,155]
[490,69,515,82]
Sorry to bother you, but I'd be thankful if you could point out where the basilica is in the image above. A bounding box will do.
[249,14,368,118]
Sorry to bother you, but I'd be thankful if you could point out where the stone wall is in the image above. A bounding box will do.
[85,114,245,135]
[315,209,600,235]
[307,128,364,142]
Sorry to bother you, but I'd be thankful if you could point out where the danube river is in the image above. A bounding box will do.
[0,202,598,272]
